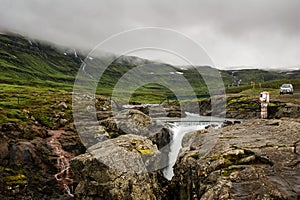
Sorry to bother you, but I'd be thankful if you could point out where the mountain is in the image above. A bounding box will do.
[0,33,83,89]
[1,33,299,98]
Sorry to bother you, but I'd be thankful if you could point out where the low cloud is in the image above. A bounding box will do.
[0,0,299,68]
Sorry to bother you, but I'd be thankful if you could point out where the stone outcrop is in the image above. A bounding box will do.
[2,92,299,200]
[274,103,300,119]
[0,122,85,200]
[99,109,152,137]
[123,103,186,118]
[170,118,300,199]
[70,134,168,200]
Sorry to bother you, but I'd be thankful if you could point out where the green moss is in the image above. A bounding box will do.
[189,153,199,159]
[108,131,121,138]
[39,116,53,127]
[268,102,277,107]
[223,150,255,166]
[227,96,250,105]
[137,148,154,155]
[7,109,26,120]
[5,174,27,186]
[210,147,256,167]
[0,166,14,173]
[221,168,242,176]
[210,155,222,161]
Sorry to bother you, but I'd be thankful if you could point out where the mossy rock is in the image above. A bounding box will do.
[0,166,28,188]
[137,148,154,155]
[189,153,199,159]
[0,166,14,173]
[221,168,242,177]
[210,155,222,161]
[5,174,27,186]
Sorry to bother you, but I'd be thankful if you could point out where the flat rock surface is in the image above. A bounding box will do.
[171,118,300,200]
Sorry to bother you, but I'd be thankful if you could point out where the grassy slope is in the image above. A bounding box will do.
[0,83,72,126]
[1,33,300,125]
[0,34,82,89]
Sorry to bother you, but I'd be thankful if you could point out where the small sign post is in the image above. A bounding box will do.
[259,91,270,119]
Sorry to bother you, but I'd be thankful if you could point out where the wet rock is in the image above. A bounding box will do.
[222,120,233,127]
[0,121,84,199]
[8,139,49,170]
[150,126,172,171]
[163,103,186,118]
[170,119,300,199]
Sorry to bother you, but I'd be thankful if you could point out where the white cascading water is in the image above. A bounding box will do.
[163,123,207,180]
[48,130,74,198]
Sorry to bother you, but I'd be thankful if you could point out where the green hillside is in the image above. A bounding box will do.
[1,33,300,126]
[1,33,300,101]
[0,33,82,89]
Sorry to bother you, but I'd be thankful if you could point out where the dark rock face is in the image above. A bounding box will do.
[274,103,300,119]
[0,123,85,200]
[149,127,172,173]
[170,119,300,199]
[71,134,168,200]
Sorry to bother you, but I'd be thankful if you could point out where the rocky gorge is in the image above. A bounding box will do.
[0,94,299,199]
[69,96,300,199]
[169,118,300,199]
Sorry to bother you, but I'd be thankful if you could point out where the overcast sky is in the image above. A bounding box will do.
[0,0,300,69]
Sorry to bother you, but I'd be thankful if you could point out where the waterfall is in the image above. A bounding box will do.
[163,123,207,180]
[162,111,225,180]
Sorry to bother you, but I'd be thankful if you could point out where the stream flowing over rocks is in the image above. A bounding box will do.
[48,130,74,198]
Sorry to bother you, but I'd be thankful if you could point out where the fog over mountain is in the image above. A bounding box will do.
[0,0,300,69]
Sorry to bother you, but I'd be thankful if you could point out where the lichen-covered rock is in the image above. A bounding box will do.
[170,119,300,200]
[99,109,154,138]
[71,134,168,200]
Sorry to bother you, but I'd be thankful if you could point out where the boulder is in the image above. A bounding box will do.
[71,134,168,200]
[99,109,153,138]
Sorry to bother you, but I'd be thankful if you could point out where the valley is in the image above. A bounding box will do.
[0,33,299,199]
